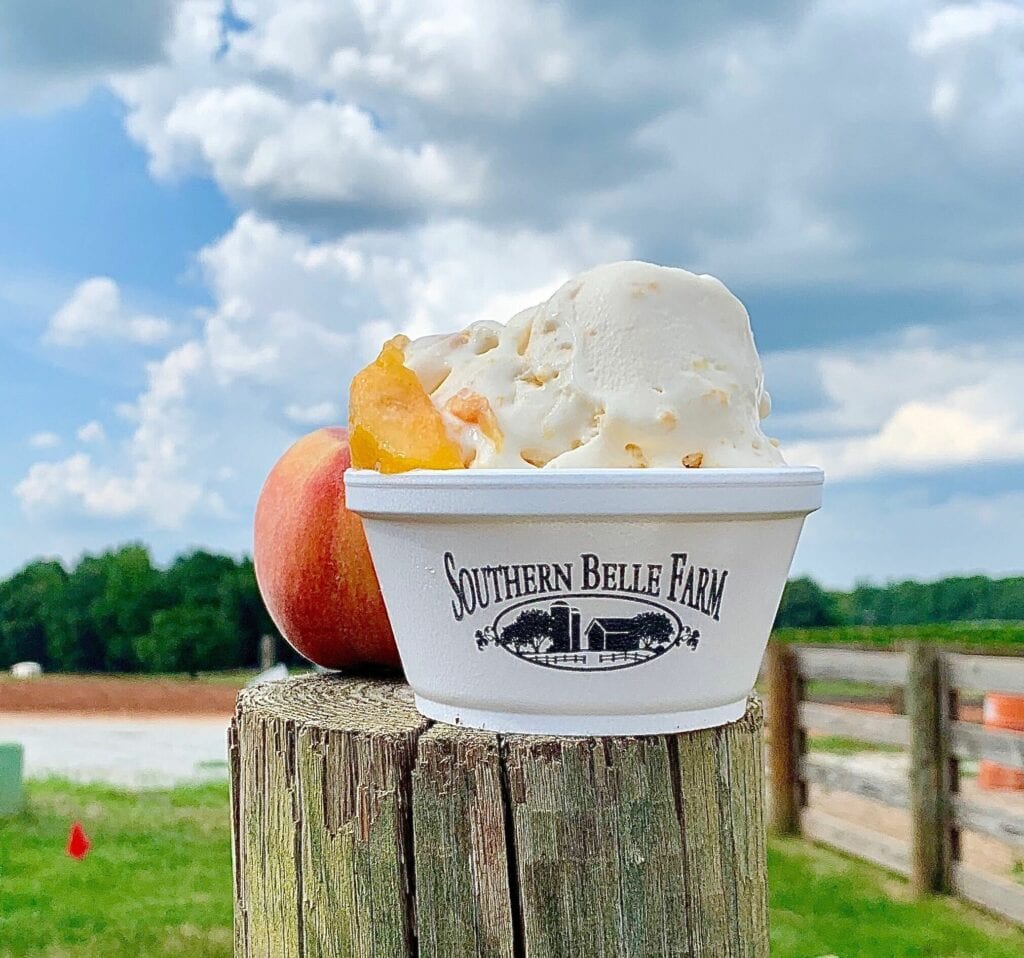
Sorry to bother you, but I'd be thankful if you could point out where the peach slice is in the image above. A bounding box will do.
[349,338,464,473]
[445,389,503,451]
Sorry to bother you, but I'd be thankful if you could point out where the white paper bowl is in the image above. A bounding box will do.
[345,467,823,735]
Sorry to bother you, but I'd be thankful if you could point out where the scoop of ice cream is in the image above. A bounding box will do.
[402,261,784,468]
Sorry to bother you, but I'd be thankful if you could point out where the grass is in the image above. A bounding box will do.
[807,734,905,756]
[774,622,1024,651]
[3,780,1024,957]
[805,677,901,701]
[770,836,1024,957]
[0,669,254,688]
[0,780,233,958]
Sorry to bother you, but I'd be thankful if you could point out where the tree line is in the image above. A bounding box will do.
[0,545,299,674]
[775,575,1024,629]
[1,544,1023,673]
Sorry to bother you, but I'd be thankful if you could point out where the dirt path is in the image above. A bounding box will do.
[0,713,230,788]
[0,674,243,716]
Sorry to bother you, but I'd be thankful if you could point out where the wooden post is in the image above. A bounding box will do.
[907,643,950,895]
[258,633,276,672]
[231,674,770,957]
[939,652,960,888]
[765,641,804,835]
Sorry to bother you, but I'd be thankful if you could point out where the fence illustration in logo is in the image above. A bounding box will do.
[475,593,700,672]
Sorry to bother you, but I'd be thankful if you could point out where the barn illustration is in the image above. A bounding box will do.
[480,598,695,671]
[585,618,640,652]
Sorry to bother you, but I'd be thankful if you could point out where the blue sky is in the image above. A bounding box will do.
[3,1,1024,587]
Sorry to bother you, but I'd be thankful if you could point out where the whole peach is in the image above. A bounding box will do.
[254,427,400,669]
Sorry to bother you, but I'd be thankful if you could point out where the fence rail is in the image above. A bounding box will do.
[800,754,909,809]
[766,642,1024,926]
[799,701,910,746]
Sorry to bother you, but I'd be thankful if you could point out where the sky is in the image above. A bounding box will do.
[2,0,1024,588]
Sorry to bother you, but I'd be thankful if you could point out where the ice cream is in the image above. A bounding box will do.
[387,261,783,469]
[345,261,821,736]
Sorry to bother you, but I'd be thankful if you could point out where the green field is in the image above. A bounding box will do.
[2,780,1024,957]
[774,622,1024,651]
[0,781,232,958]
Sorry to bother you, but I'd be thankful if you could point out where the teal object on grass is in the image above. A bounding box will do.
[0,742,24,816]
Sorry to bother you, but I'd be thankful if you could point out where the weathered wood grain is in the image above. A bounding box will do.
[412,725,514,958]
[799,702,910,747]
[907,643,949,895]
[801,807,911,877]
[951,722,1024,770]
[232,677,769,957]
[231,674,428,958]
[793,647,908,686]
[502,733,688,956]
[945,653,1024,695]
[675,699,769,957]
[800,754,908,808]
[765,642,804,836]
[951,795,1024,850]
[952,862,1024,926]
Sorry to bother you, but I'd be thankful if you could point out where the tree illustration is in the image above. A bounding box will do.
[629,612,676,651]
[475,625,498,650]
[500,609,554,654]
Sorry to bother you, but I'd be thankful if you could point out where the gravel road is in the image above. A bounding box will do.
[0,714,230,788]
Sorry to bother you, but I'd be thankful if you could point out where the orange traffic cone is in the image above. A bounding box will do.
[978,693,1024,790]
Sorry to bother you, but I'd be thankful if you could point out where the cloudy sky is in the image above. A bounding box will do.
[3,0,1023,587]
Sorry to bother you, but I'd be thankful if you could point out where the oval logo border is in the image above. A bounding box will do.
[490,592,687,673]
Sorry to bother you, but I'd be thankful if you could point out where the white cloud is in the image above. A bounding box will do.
[910,0,1024,174]
[767,333,1024,480]
[17,342,208,527]
[14,450,203,526]
[0,0,174,111]
[17,212,628,527]
[157,84,483,211]
[285,402,339,425]
[76,421,107,444]
[112,1,493,217]
[911,2,1024,53]
[28,431,60,449]
[45,277,173,347]
[9,0,1024,589]
[98,0,1024,297]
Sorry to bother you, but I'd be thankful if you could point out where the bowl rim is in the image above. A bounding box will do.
[346,465,823,485]
[345,466,824,518]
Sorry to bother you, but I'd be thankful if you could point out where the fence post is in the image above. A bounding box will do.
[259,633,277,671]
[231,674,772,956]
[765,640,804,835]
[907,643,950,895]
[939,651,959,891]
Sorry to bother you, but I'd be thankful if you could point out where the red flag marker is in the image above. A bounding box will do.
[67,822,91,860]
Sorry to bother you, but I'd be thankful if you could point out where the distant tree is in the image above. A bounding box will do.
[0,560,67,669]
[500,609,554,654]
[774,577,845,629]
[44,555,110,671]
[134,605,240,676]
[990,577,1024,621]
[164,550,241,607]
[88,545,166,671]
[630,612,675,650]
[217,559,281,668]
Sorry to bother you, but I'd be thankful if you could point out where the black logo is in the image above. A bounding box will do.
[474,594,700,672]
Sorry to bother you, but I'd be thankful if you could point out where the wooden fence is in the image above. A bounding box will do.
[764,642,1024,925]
